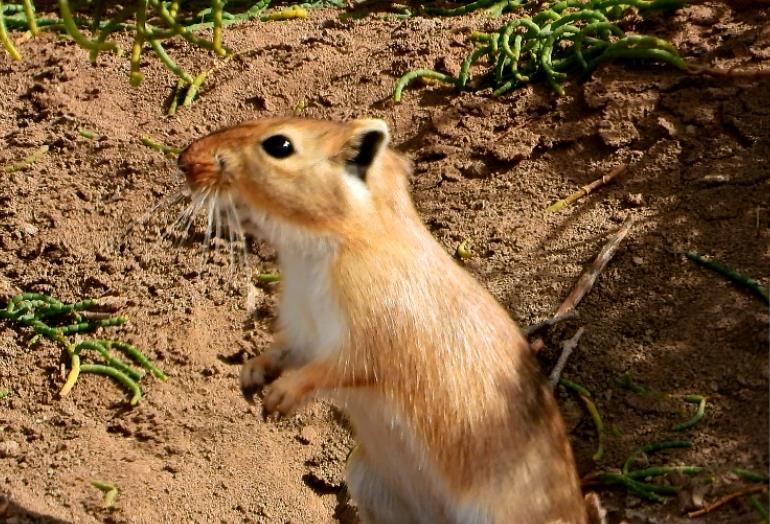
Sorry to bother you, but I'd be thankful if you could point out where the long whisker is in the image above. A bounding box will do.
[225,196,237,275]
[178,190,210,243]
[228,194,250,279]
[164,195,199,242]
[198,191,218,269]
[214,196,223,251]
[121,187,188,245]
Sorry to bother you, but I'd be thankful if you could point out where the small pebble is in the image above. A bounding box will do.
[624,193,645,207]
[19,223,38,236]
[0,440,20,458]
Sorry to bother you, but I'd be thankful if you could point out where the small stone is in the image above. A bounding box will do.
[458,161,489,179]
[624,193,645,207]
[441,166,462,182]
[657,116,678,137]
[0,440,20,458]
[201,366,218,377]
[701,174,730,184]
[632,256,644,265]
[296,426,317,445]
[19,223,38,236]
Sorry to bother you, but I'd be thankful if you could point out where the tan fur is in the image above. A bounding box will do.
[179,118,594,523]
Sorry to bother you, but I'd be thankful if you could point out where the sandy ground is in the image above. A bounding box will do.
[0,2,768,523]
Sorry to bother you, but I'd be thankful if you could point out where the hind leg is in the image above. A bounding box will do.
[346,446,417,524]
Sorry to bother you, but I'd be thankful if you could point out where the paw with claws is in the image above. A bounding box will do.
[262,373,307,418]
[240,351,282,400]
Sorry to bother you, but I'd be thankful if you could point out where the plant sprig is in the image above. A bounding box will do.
[394,0,686,101]
[0,1,324,109]
[0,292,167,406]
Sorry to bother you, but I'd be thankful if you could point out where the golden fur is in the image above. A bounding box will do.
[178,118,596,523]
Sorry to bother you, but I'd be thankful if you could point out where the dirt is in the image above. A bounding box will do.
[0,2,768,523]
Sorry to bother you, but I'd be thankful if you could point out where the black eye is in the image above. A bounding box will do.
[261,135,294,159]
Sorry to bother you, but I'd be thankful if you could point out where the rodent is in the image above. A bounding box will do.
[177,118,605,524]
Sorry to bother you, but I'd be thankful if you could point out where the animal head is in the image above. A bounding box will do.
[178,118,413,248]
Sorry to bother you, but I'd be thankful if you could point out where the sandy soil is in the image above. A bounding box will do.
[0,2,768,523]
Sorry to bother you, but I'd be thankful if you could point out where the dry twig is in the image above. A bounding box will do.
[549,327,585,387]
[532,215,635,352]
[523,310,579,336]
[556,215,635,316]
[688,484,769,518]
[546,163,628,212]
[688,64,770,78]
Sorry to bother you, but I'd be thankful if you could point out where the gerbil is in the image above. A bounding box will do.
[178,118,602,523]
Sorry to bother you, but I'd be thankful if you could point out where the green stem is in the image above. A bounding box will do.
[559,379,604,461]
[167,78,186,115]
[0,1,21,60]
[73,341,144,381]
[141,135,181,156]
[3,145,49,172]
[748,494,769,521]
[623,440,692,474]
[22,0,37,35]
[58,0,120,55]
[686,251,769,305]
[673,395,706,431]
[182,70,210,106]
[146,0,218,52]
[393,69,457,102]
[558,377,591,397]
[148,38,193,83]
[211,0,225,55]
[91,481,119,507]
[599,472,670,502]
[99,340,168,381]
[423,0,509,16]
[627,465,704,479]
[734,468,770,484]
[257,272,283,283]
[80,364,142,406]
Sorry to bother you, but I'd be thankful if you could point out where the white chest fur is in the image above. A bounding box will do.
[276,243,347,361]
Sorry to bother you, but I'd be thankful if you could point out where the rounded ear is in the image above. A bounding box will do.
[344,119,391,181]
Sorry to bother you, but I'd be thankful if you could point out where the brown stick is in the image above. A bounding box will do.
[546,163,628,212]
[549,327,585,387]
[523,310,579,336]
[532,215,635,352]
[688,484,768,518]
[688,64,770,79]
[555,215,635,316]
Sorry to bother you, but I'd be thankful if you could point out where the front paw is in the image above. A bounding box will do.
[240,354,280,400]
[262,374,305,419]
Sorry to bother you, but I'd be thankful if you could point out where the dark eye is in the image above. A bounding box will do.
[261,135,294,159]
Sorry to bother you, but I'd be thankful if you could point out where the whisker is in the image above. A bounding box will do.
[198,191,217,269]
[228,194,250,279]
[214,197,223,250]
[177,190,210,244]
[166,188,210,244]
[164,199,197,242]
[225,197,237,275]
[139,187,188,227]
[120,186,188,246]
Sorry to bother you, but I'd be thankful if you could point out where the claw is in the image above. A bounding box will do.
[240,354,280,402]
[262,374,304,418]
